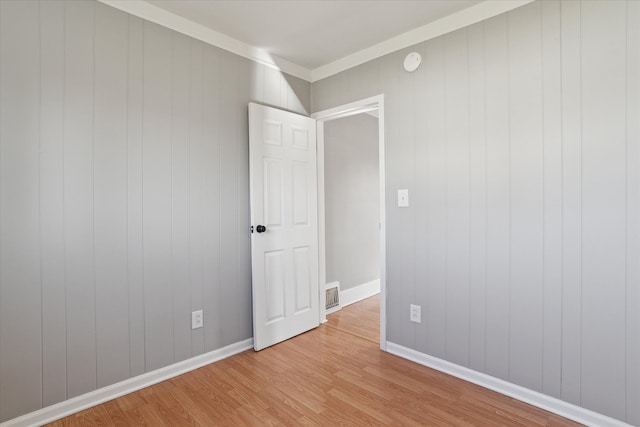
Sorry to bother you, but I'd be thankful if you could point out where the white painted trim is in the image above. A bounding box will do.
[317,121,327,324]
[97,0,311,82]
[385,342,632,427]
[325,281,340,290]
[314,94,386,351]
[311,95,382,122]
[340,279,380,307]
[377,102,386,352]
[0,339,253,427]
[98,0,532,83]
[310,0,533,82]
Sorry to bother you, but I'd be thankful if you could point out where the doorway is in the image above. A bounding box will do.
[312,95,386,351]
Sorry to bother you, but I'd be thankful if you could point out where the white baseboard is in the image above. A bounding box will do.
[386,342,631,427]
[340,279,380,307]
[1,338,254,427]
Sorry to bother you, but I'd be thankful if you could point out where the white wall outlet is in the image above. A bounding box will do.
[398,189,409,207]
[410,304,421,323]
[191,310,203,329]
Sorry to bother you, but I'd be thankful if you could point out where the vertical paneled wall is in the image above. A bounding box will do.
[312,0,640,423]
[0,0,310,422]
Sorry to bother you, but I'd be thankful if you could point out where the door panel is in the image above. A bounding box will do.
[264,250,285,323]
[249,103,318,351]
[263,120,283,145]
[293,247,312,313]
[263,158,284,229]
[291,126,310,150]
[292,162,309,225]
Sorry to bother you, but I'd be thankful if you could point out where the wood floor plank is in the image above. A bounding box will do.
[45,296,582,426]
[129,403,169,426]
[326,295,380,343]
[112,391,148,412]
[102,400,129,426]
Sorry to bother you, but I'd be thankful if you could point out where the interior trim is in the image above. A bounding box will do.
[98,0,533,83]
[340,279,381,308]
[310,0,534,81]
[97,0,312,81]
[0,339,253,427]
[386,342,631,427]
[313,94,387,352]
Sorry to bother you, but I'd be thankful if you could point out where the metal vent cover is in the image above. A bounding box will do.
[325,282,340,314]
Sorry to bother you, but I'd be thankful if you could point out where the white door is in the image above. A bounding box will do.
[248,103,319,351]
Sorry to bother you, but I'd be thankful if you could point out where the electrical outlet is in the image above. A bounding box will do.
[410,304,421,323]
[192,310,203,329]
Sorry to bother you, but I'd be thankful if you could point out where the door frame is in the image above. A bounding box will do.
[311,94,386,351]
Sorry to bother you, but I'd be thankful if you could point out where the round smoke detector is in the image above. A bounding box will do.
[403,52,422,72]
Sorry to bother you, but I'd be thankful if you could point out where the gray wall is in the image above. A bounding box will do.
[313,0,640,424]
[0,0,310,422]
[324,113,379,291]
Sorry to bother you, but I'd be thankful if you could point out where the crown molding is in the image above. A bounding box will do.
[99,0,533,84]
[98,0,313,81]
[310,0,534,82]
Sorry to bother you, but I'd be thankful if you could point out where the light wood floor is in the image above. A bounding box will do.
[48,296,581,426]
[325,294,379,344]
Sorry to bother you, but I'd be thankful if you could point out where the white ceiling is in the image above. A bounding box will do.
[103,0,531,81]
[147,0,481,69]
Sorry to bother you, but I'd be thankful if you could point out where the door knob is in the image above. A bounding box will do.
[256,225,267,233]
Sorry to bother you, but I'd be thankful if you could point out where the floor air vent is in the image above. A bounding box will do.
[325,282,341,314]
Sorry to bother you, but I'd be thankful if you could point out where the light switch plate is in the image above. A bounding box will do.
[398,189,409,207]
